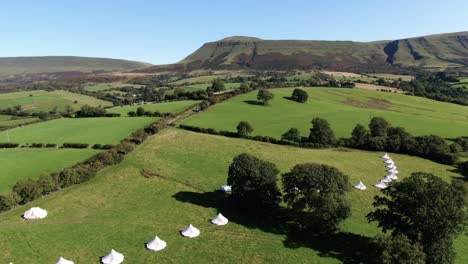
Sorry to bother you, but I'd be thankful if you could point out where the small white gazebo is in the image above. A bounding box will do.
[220,185,232,192]
[146,236,167,251]
[23,207,47,220]
[56,257,74,264]
[388,168,399,174]
[101,249,124,264]
[181,224,200,238]
[374,181,387,189]
[211,213,229,225]
[353,181,367,190]
[386,164,396,169]
[384,159,394,165]
[386,173,398,180]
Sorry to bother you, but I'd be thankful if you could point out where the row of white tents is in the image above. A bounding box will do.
[353,153,400,191]
[19,209,229,264]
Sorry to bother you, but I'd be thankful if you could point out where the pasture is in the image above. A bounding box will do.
[0,117,157,145]
[0,90,112,113]
[0,148,98,192]
[0,129,465,263]
[0,115,38,128]
[180,87,468,139]
[107,100,201,116]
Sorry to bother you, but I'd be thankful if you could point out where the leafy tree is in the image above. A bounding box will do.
[208,79,226,93]
[257,89,274,105]
[458,161,468,179]
[449,143,463,153]
[136,106,145,116]
[236,121,253,137]
[0,192,21,212]
[369,117,390,137]
[367,172,467,264]
[239,83,251,93]
[37,111,49,121]
[374,234,426,264]
[13,179,43,203]
[386,126,412,153]
[75,105,106,117]
[227,153,281,211]
[282,163,351,232]
[291,88,309,103]
[281,128,301,142]
[128,111,137,117]
[351,124,369,147]
[309,118,335,145]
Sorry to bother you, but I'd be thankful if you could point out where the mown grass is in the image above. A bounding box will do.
[180,87,468,139]
[0,117,157,145]
[0,129,465,263]
[179,83,241,92]
[107,101,201,116]
[0,148,98,192]
[0,90,112,113]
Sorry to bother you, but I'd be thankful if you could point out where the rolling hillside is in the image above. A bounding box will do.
[0,56,151,76]
[142,32,468,72]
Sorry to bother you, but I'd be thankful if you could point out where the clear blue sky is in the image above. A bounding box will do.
[1,0,467,64]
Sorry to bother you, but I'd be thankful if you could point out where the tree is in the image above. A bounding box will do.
[236,121,253,137]
[449,143,463,153]
[369,117,390,137]
[367,173,467,264]
[309,118,335,145]
[291,88,309,103]
[136,107,145,116]
[75,105,106,117]
[208,79,226,93]
[374,234,426,264]
[281,128,301,142]
[351,124,369,147]
[0,192,21,212]
[282,163,351,232]
[227,153,281,211]
[128,111,137,117]
[239,83,251,93]
[12,179,43,203]
[257,89,274,105]
[458,161,468,179]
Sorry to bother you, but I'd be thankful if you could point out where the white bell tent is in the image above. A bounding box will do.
[23,207,47,220]
[381,153,390,159]
[374,181,387,189]
[101,249,124,264]
[181,224,200,238]
[56,257,74,264]
[211,213,229,225]
[220,185,232,192]
[353,181,367,190]
[146,236,167,251]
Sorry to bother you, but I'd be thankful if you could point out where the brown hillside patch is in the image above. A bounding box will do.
[356,83,402,93]
[343,98,394,110]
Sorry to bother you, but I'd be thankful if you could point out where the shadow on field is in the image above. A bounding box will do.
[243,100,263,106]
[173,191,374,264]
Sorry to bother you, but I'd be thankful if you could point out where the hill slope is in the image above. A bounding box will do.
[171,32,468,72]
[0,56,151,76]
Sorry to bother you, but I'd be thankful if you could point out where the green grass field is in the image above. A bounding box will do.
[107,101,201,116]
[83,85,115,92]
[0,129,465,263]
[367,73,415,82]
[0,117,157,145]
[180,87,468,139]
[178,83,241,92]
[0,115,38,128]
[0,90,112,113]
[0,148,98,192]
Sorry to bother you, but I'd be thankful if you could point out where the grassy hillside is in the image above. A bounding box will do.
[172,32,468,71]
[0,129,464,263]
[180,88,468,139]
[0,117,157,145]
[0,90,112,113]
[0,115,38,128]
[107,101,200,116]
[0,149,98,192]
[0,56,150,76]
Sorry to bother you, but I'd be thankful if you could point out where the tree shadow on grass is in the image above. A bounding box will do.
[243,100,263,106]
[448,168,468,182]
[173,191,374,264]
[283,96,295,102]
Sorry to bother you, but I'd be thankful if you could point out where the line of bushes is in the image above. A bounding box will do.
[0,118,168,213]
[179,116,462,165]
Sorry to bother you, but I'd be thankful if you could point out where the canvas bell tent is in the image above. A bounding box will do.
[101,249,124,264]
[211,213,229,225]
[146,236,167,251]
[23,207,47,220]
[181,224,200,238]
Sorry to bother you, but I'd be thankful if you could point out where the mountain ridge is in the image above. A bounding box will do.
[172,31,468,72]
